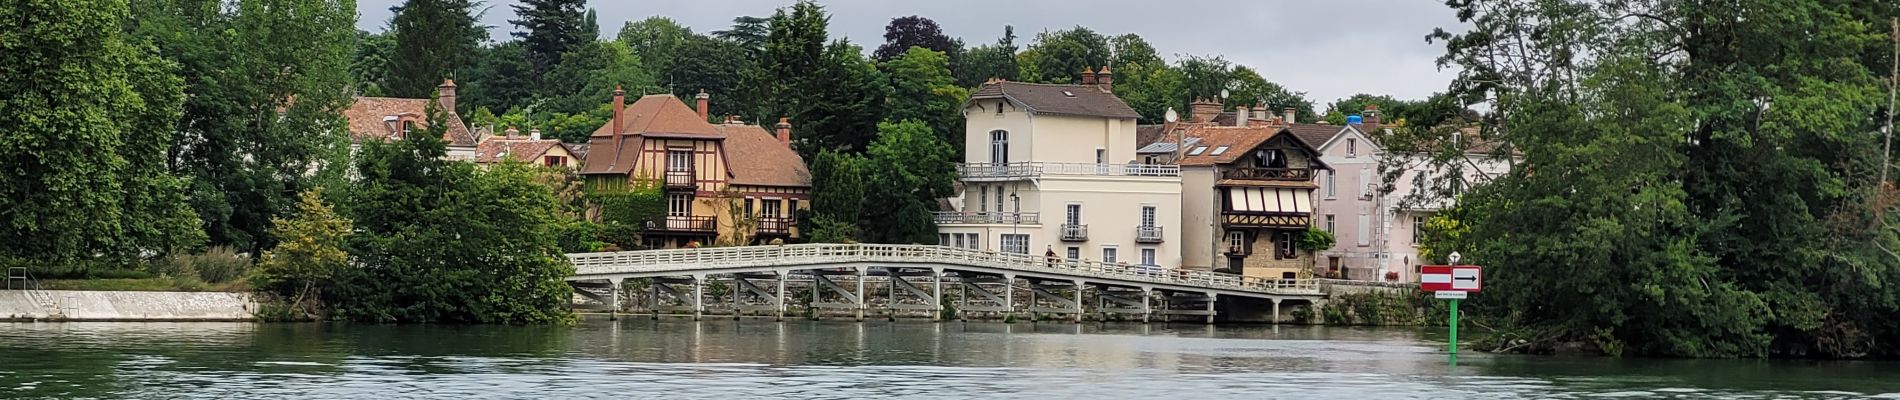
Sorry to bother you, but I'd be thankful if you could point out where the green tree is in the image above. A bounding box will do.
[713,15,769,56]
[873,15,960,62]
[665,34,753,117]
[385,0,486,99]
[255,188,351,316]
[884,47,968,148]
[1026,26,1110,84]
[0,0,204,269]
[955,25,1019,87]
[509,0,590,76]
[753,0,829,120]
[537,40,657,141]
[350,30,396,96]
[459,41,538,116]
[860,121,957,244]
[617,16,693,77]
[807,151,866,243]
[1228,66,1316,122]
[794,40,891,156]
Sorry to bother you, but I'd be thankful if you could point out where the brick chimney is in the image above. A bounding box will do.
[530,128,542,141]
[1189,98,1223,123]
[695,89,710,122]
[1252,103,1269,123]
[1080,66,1096,85]
[611,85,625,150]
[775,117,793,149]
[436,79,457,114]
[504,126,521,140]
[1233,104,1248,127]
[1362,104,1381,128]
[1284,107,1297,125]
[1096,66,1113,91]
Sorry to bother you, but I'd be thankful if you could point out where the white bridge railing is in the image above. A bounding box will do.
[568,244,1320,295]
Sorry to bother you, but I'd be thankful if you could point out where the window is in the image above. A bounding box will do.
[995,101,1005,115]
[1065,203,1082,225]
[1188,146,1208,155]
[1325,170,1336,198]
[789,199,799,218]
[1141,248,1157,265]
[401,120,416,137]
[1095,149,1107,165]
[1347,138,1357,157]
[1325,214,1336,232]
[990,130,1010,164]
[979,186,989,212]
[1140,205,1156,227]
[1210,146,1229,155]
[762,199,783,218]
[1356,214,1371,246]
[1359,168,1372,198]
[1001,234,1030,254]
[543,155,566,167]
[969,233,983,249]
[1275,231,1297,259]
[668,194,691,217]
[1413,215,1426,244]
[1102,247,1118,264]
[744,197,754,216]
[1066,247,1080,260]
[953,233,965,249]
[997,188,1008,214]
[667,150,693,172]
[940,233,951,246]
[1226,231,1246,254]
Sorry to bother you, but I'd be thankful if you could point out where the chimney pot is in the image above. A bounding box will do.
[1096,66,1113,91]
[1080,67,1096,85]
[504,125,520,139]
[1233,104,1248,127]
[1284,107,1297,125]
[436,79,458,114]
[695,89,711,122]
[774,117,793,149]
[530,128,542,141]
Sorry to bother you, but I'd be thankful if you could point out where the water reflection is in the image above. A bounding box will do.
[2,320,1899,399]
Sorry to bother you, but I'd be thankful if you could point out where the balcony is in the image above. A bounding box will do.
[663,170,695,189]
[1061,224,1088,241]
[756,216,795,236]
[932,211,1040,225]
[957,162,1180,181]
[1222,167,1313,182]
[1135,225,1164,243]
[1226,242,1251,256]
[648,215,716,233]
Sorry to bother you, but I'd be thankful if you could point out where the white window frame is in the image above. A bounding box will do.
[1001,234,1030,254]
[761,199,783,218]
[1140,205,1156,227]
[1324,170,1336,198]
[1066,246,1081,260]
[1140,248,1156,265]
[990,130,1010,164]
[668,194,691,217]
[1065,203,1082,225]
[1325,214,1335,233]
[979,185,989,212]
[1101,246,1118,264]
[1347,138,1357,157]
[1413,215,1426,244]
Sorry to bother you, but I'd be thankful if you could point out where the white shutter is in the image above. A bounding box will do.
[1359,168,1372,198]
[1357,214,1371,246]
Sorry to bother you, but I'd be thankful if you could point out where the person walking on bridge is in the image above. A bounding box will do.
[1045,245,1058,268]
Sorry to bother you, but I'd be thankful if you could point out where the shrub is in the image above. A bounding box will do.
[155,246,251,283]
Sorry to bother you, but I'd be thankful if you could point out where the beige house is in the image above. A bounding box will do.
[473,127,579,168]
[938,70,1184,268]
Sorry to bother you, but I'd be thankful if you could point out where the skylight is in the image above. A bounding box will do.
[1061,90,1075,97]
[1210,146,1230,155]
[1188,146,1207,155]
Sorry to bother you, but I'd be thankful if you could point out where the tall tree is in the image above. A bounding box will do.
[1026,26,1110,84]
[665,34,752,116]
[713,15,769,56]
[806,151,866,243]
[458,41,537,116]
[617,16,693,77]
[873,15,959,62]
[0,0,204,269]
[861,121,957,244]
[1228,66,1316,122]
[537,40,657,142]
[509,0,589,76]
[1107,33,1175,123]
[385,0,486,99]
[793,40,891,156]
[955,25,1019,87]
[350,30,396,96]
[883,47,967,149]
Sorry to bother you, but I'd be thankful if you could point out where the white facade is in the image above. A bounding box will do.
[938,102,1183,269]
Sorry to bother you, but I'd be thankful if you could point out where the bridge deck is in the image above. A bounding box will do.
[567,244,1320,298]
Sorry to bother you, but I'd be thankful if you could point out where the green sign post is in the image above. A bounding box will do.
[1423,252,1479,365]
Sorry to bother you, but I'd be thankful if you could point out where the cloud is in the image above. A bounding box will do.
[357,0,1469,109]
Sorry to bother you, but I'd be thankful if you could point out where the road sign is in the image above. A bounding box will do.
[1434,291,1467,299]
[1420,265,1482,292]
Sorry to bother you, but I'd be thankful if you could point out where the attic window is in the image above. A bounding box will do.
[1062,90,1075,97]
[1188,146,1208,156]
[1210,146,1229,155]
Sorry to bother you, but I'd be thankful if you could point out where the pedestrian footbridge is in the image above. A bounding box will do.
[565,244,1322,323]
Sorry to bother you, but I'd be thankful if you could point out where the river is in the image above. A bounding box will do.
[1,318,1897,399]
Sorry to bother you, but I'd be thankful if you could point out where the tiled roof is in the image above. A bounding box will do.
[590,94,724,139]
[1172,125,1283,166]
[474,139,563,163]
[579,134,641,175]
[1282,124,1344,150]
[1136,124,1169,150]
[341,97,478,146]
[567,143,591,160]
[967,81,1140,119]
[715,124,810,187]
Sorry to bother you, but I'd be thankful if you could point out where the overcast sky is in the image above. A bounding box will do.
[356,0,1467,109]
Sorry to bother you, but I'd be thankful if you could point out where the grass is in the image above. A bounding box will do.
[37,277,249,292]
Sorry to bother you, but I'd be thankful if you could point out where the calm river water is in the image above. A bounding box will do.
[2,318,1898,399]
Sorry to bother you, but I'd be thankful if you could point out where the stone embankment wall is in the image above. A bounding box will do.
[0,290,255,321]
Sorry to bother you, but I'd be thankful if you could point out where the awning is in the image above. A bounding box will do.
[1226,187,1313,214]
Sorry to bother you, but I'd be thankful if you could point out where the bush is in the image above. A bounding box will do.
[154,246,251,283]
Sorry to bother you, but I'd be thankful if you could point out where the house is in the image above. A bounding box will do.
[1141,102,1331,280]
[1309,106,1512,281]
[937,68,1185,269]
[341,79,484,160]
[473,127,579,168]
[579,88,812,248]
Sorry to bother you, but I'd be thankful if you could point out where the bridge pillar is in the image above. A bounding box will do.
[1072,280,1085,324]
[956,276,968,321]
[732,275,744,320]
[776,271,787,322]
[1002,274,1016,323]
[1271,298,1283,324]
[931,268,944,322]
[692,275,705,321]
[854,268,866,322]
[650,279,661,320]
[1204,292,1217,324]
[1140,288,1153,324]
[608,278,623,321]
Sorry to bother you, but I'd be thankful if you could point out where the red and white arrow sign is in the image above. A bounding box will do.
[1421,265,1481,292]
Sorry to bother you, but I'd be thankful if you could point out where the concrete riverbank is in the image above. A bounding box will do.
[0,290,255,321]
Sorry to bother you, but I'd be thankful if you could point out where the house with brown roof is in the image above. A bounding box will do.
[473,127,578,168]
[581,89,811,248]
[341,79,484,160]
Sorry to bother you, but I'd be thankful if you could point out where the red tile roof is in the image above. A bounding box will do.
[590,94,724,139]
[715,124,810,187]
[341,97,478,146]
[474,139,565,164]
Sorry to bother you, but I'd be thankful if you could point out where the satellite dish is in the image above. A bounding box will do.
[1164,108,1179,123]
[1220,89,1230,100]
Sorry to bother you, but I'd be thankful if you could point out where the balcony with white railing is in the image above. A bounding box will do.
[1135,225,1164,243]
[957,162,1181,181]
[933,211,1040,225]
[1061,224,1089,241]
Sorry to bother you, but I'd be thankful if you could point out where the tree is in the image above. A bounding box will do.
[860,121,957,244]
[1026,26,1110,84]
[1108,34,1162,72]
[807,151,866,243]
[350,30,396,96]
[617,16,693,76]
[883,47,968,148]
[385,0,486,99]
[1107,34,1178,124]
[873,15,959,62]
[754,0,829,121]
[665,34,752,117]
[793,40,890,156]
[255,188,351,317]
[537,40,657,141]
[459,41,538,116]
[0,0,203,270]
[509,0,590,76]
[1228,66,1316,123]
[955,25,1019,87]
[713,15,769,56]
[333,104,575,324]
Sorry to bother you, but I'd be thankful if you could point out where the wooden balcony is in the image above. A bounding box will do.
[1061,224,1088,242]
[756,216,795,236]
[648,215,716,233]
[1135,225,1164,243]
[1221,167,1314,181]
[1222,213,1313,228]
[663,170,695,189]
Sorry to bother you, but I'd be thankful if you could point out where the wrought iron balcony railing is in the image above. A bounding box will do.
[1061,224,1088,241]
[957,162,1181,180]
[1135,225,1164,243]
[932,211,1040,225]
